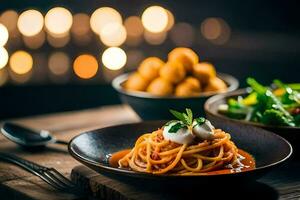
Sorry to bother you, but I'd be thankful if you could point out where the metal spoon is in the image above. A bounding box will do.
[1,122,68,148]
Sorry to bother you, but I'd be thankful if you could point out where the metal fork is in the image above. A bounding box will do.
[0,152,83,195]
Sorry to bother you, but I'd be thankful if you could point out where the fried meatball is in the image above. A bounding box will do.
[138,57,164,81]
[193,62,216,84]
[124,72,149,91]
[204,77,227,93]
[159,61,186,84]
[147,77,173,96]
[175,82,200,97]
[168,47,199,72]
[184,76,201,92]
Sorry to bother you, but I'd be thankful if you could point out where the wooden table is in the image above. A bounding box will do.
[0,105,299,200]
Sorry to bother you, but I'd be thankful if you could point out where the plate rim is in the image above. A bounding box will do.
[68,121,293,178]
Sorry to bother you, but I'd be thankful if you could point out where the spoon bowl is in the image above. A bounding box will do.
[1,122,68,149]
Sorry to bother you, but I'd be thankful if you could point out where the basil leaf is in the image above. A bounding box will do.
[170,109,186,122]
[169,122,186,133]
[186,108,193,125]
[195,117,206,126]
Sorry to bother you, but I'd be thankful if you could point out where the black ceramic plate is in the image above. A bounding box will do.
[112,73,239,120]
[205,89,300,145]
[68,121,292,183]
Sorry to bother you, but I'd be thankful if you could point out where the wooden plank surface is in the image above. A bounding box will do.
[70,162,300,200]
[0,105,300,200]
[0,105,140,200]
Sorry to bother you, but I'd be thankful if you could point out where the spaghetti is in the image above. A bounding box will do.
[117,128,252,175]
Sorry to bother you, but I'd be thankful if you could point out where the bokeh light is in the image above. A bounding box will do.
[201,17,231,44]
[0,10,18,34]
[124,16,144,38]
[90,7,122,35]
[48,52,70,76]
[71,13,90,36]
[0,47,9,69]
[73,54,98,79]
[45,7,73,37]
[23,31,45,49]
[170,22,195,46]
[9,70,32,84]
[47,33,70,48]
[9,51,33,75]
[0,23,9,46]
[165,9,175,31]
[141,6,168,33]
[0,68,9,86]
[17,10,44,37]
[126,50,144,70]
[99,22,127,46]
[144,30,167,45]
[102,47,127,70]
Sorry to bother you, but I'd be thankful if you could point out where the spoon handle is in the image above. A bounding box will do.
[55,140,69,145]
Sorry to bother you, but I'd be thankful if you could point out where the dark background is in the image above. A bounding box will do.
[0,0,299,119]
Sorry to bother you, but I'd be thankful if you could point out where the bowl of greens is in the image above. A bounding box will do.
[205,78,300,146]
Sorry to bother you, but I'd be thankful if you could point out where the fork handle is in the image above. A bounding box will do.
[0,152,49,174]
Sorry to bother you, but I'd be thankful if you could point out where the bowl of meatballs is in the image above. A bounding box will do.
[112,47,239,120]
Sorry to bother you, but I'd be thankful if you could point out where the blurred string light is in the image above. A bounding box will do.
[99,22,127,46]
[48,52,70,76]
[124,16,144,46]
[47,33,70,48]
[45,7,73,37]
[0,10,19,36]
[9,70,32,84]
[9,50,33,75]
[144,30,167,45]
[73,54,98,79]
[71,13,90,36]
[71,13,92,46]
[90,7,122,35]
[23,31,45,49]
[0,23,9,46]
[0,47,9,69]
[165,9,175,31]
[201,17,231,45]
[170,22,195,47]
[126,50,144,70]
[141,6,168,33]
[17,10,44,37]
[0,68,9,86]
[102,47,126,70]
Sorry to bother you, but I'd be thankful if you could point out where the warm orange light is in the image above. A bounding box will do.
[0,47,9,69]
[102,47,127,70]
[48,52,70,75]
[170,22,195,46]
[45,7,73,37]
[144,30,166,45]
[141,6,168,33]
[9,51,33,74]
[0,10,18,34]
[0,23,9,46]
[23,31,45,49]
[17,10,44,37]
[71,13,90,36]
[201,17,231,44]
[126,50,144,70]
[73,54,98,79]
[47,33,70,48]
[99,22,127,46]
[124,16,144,38]
[0,68,8,86]
[90,7,122,35]
[165,9,175,31]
